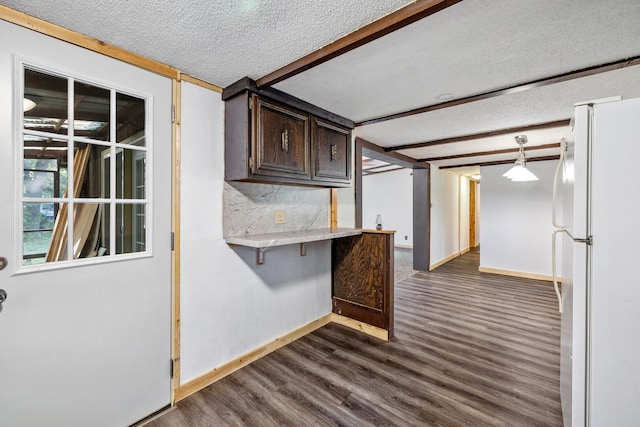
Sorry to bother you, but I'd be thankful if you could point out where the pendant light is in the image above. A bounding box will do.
[503,135,538,182]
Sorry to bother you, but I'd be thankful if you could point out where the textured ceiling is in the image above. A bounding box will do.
[2,0,410,87]
[4,0,640,170]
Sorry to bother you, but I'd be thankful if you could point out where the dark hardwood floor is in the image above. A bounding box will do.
[150,248,562,426]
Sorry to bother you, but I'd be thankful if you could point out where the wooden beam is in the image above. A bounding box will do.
[358,56,640,126]
[439,155,560,169]
[255,0,462,87]
[357,137,427,169]
[419,142,561,162]
[386,119,570,152]
[363,166,405,176]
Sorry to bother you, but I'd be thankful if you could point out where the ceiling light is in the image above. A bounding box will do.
[502,135,539,182]
[23,98,36,112]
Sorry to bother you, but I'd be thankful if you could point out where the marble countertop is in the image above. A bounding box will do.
[225,227,362,248]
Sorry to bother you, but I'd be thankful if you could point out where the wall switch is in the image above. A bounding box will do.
[274,210,286,224]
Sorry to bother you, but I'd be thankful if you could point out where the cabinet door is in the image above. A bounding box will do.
[253,96,310,180]
[312,118,351,184]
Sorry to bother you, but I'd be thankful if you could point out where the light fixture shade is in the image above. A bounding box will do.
[23,98,36,112]
[503,164,539,181]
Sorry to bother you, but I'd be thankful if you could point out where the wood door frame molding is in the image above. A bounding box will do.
[355,137,430,270]
[255,0,462,88]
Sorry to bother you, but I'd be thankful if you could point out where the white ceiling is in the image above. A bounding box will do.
[5,0,640,172]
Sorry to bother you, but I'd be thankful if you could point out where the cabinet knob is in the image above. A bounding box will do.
[281,130,289,152]
[330,144,338,161]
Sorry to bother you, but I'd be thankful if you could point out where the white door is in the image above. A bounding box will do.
[0,21,173,426]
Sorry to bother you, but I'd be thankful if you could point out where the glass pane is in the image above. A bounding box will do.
[74,143,112,198]
[24,69,68,136]
[115,149,146,200]
[116,92,145,146]
[23,231,52,266]
[23,138,69,197]
[116,203,146,254]
[23,201,57,266]
[74,81,110,141]
[73,203,108,259]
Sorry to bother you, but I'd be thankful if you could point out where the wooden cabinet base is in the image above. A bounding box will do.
[332,230,394,340]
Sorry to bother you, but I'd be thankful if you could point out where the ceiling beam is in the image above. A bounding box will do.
[358,55,640,126]
[357,137,427,169]
[363,166,405,176]
[439,155,560,169]
[255,0,463,88]
[386,119,570,152]
[419,142,561,162]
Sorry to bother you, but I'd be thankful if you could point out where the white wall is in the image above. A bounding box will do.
[362,168,413,246]
[179,82,331,384]
[430,167,462,266]
[480,160,557,276]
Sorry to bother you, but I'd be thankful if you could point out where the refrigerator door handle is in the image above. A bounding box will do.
[552,229,563,313]
[552,138,567,229]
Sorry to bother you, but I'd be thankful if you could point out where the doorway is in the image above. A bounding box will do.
[355,137,429,272]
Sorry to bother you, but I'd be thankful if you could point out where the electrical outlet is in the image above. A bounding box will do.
[274,210,286,224]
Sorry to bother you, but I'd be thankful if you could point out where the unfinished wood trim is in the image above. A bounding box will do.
[180,74,223,93]
[170,78,182,404]
[389,120,570,152]
[0,5,179,79]
[174,314,333,402]
[358,56,640,126]
[330,189,338,228]
[460,247,470,255]
[331,314,389,342]
[256,0,462,87]
[439,155,560,169]
[478,266,555,283]
[429,251,459,271]
[419,142,561,162]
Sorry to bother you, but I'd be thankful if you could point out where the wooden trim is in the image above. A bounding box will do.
[330,189,338,228]
[429,251,459,271]
[0,5,179,80]
[256,0,462,87]
[419,142,561,162]
[363,166,405,176]
[355,138,363,228]
[460,247,470,255]
[331,313,389,341]
[389,120,569,153]
[358,56,640,126]
[170,79,182,404]
[358,137,427,169]
[478,266,555,283]
[180,74,223,93]
[439,155,560,169]
[174,314,333,401]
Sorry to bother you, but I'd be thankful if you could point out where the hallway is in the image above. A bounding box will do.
[151,248,562,426]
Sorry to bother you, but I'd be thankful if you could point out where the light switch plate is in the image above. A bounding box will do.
[274,210,286,224]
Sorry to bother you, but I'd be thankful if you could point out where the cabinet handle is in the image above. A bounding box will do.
[330,144,337,161]
[281,130,289,152]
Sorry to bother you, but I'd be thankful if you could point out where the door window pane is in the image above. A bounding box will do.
[24,69,68,135]
[20,66,151,267]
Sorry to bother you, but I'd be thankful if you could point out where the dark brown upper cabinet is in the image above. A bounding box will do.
[312,117,351,184]
[223,77,353,187]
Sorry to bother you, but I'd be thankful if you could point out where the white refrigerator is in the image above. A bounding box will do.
[553,97,640,426]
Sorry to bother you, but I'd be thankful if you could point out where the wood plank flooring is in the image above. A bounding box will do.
[150,248,562,426]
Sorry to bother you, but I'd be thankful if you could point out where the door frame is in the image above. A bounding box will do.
[354,137,430,271]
